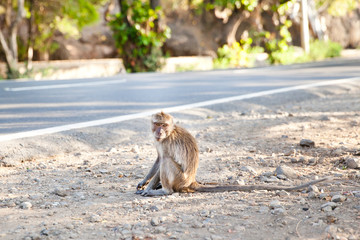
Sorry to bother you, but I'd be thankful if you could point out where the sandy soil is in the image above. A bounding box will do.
[0,81,359,240]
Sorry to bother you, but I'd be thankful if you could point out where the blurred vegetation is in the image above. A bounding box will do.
[0,0,358,78]
[109,0,170,72]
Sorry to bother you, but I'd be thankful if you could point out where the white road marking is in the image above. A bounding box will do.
[0,76,359,142]
[4,79,127,92]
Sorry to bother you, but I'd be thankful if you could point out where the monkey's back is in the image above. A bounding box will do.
[163,125,199,180]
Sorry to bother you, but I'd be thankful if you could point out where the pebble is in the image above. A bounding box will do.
[307,191,318,199]
[331,195,347,203]
[240,166,257,175]
[308,185,319,193]
[89,214,102,223]
[20,202,32,210]
[53,189,68,197]
[274,165,298,179]
[269,200,282,209]
[325,225,338,239]
[321,202,338,211]
[99,169,109,174]
[271,208,286,215]
[151,217,161,226]
[319,193,329,200]
[258,206,269,213]
[131,145,140,154]
[346,158,360,169]
[300,139,315,148]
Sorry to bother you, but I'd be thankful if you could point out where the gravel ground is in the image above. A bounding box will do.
[0,81,359,240]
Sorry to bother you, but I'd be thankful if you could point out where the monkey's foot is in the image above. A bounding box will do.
[135,189,144,195]
[141,189,171,197]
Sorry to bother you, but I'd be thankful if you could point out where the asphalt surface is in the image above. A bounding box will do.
[0,58,359,136]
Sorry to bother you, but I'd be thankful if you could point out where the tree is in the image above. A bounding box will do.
[0,0,25,78]
[109,0,171,72]
[0,0,105,79]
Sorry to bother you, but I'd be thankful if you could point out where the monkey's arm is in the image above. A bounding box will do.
[136,156,160,191]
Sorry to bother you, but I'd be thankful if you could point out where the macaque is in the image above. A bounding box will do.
[136,112,329,197]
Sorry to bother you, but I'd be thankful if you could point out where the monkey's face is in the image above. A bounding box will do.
[152,121,171,141]
[151,112,174,141]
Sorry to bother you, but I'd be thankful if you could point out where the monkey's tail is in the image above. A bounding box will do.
[194,177,331,193]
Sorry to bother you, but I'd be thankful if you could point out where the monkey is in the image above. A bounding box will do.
[136,112,329,197]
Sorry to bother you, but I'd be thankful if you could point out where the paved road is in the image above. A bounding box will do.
[1,58,359,138]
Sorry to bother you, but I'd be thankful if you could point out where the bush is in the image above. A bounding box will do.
[214,38,264,69]
[109,1,170,72]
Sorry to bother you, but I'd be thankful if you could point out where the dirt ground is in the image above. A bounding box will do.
[0,81,359,240]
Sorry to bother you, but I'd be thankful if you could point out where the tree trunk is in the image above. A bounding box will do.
[0,0,25,78]
[27,0,35,70]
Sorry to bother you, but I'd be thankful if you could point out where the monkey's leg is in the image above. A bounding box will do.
[136,156,160,191]
[138,170,161,195]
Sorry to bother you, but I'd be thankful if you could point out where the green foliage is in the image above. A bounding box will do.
[266,40,342,65]
[109,0,171,72]
[29,0,104,57]
[308,39,342,60]
[315,0,359,17]
[214,38,264,68]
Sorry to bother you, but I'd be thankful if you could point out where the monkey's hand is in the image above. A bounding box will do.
[135,180,147,194]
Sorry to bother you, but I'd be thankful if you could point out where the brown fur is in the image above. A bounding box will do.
[136,112,329,197]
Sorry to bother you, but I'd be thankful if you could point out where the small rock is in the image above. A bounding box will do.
[271,208,286,215]
[331,195,347,203]
[320,115,330,121]
[155,226,167,234]
[150,217,160,226]
[300,139,315,148]
[240,166,257,175]
[131,145,140,154]
[258,206,269,213]
[325,225,338,239]
[107,147,117,153]
[322,206,333,212]
[276,190,290,197]
[319,193,329,200]
[346,158,360,169]
[284,149,295,156]
[307,191,318,199]
[308,185,319,193]
[53,189,68,197]
[269,200,282,209]
[276,174,287,180]
[274,165,298,179]
[89,214,102,223]
[20,202,32,210]
[99,169,109,174]
[191,221,203,228]
[321,202,338,211]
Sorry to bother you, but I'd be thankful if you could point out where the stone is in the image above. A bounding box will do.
[308,185,320,193]
[321,202,338,211]
[331,195,347,203]
[307,191,318,199]
[99,169,109,174]
[346,158,360,169]
[271,208,286,215]
[53,189,68,197]
[240,166,257,175]
[274,165,298,179]
[269,200,282,209]
[131,145,140,154]
[151,217,160,226]
[325,225,338,239]
[20,202,32,210]
[89,214,102,223]
[300,139,315,148]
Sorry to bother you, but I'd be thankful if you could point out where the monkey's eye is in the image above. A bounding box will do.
[162,123,168,127]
